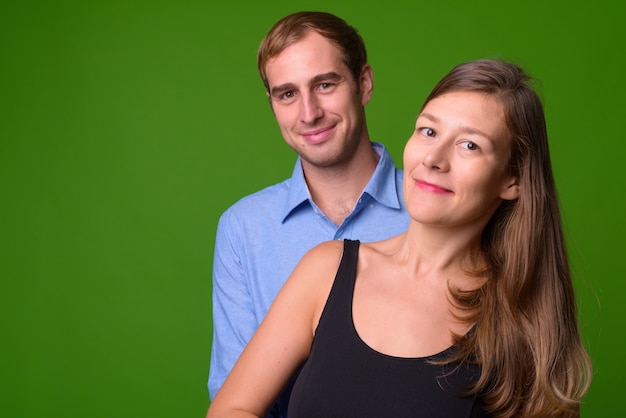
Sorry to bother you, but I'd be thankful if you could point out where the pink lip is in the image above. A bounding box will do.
[301,126,334,144]
[415,179,453,194]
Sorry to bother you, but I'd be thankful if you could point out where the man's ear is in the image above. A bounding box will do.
[359,64,374,106]
[266,91,274,113]
[500,178,520,201]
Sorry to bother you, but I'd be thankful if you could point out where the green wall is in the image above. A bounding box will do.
[2,1,623,416]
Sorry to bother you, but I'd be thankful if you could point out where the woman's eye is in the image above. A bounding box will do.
[460,141,479,151]
[419,128,435,137]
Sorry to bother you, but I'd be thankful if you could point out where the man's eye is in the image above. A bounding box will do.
[317,82,335,91]
[274,91,298,104]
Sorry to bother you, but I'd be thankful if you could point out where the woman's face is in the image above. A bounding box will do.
[403,90,519,230]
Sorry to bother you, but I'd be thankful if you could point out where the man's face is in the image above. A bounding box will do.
[264,31,373,169]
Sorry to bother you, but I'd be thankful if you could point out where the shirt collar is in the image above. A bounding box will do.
[281,142,402,222]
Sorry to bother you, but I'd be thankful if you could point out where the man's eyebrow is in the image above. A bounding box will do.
[270,83,297,98]
[310,72,343,85]
[270,72,345,97]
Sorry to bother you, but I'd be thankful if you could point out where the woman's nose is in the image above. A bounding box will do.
[422,141,450,171]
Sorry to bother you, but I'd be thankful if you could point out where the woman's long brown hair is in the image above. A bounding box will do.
[428,60,592,417]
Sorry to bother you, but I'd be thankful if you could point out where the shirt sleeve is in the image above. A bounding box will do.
[208,210,258,399]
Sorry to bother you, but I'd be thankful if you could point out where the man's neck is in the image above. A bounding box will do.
[303,142,379,226]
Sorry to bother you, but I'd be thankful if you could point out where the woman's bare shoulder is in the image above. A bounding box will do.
[276,240,345,327]
[360,233,406,256]
[296,240,345,274]
[282,240,345,288]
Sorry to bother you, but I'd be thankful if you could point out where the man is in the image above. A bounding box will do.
[208,11,410,417]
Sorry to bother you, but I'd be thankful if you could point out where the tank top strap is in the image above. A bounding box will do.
[337,239,360,296]
[339,239,359,277]
[314,239,360,333]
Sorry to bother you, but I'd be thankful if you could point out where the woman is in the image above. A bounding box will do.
[207,59,592,417]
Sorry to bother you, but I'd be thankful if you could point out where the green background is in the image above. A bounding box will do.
[2,1,623,416]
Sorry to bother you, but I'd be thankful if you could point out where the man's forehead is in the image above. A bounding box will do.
[266,61,351,92]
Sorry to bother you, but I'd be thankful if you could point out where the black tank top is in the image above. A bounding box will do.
[288,239,490,417]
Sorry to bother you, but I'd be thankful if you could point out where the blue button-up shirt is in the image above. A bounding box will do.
[209,142,410,412]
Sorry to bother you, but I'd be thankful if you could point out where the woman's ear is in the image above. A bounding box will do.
[500,178,520,201]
